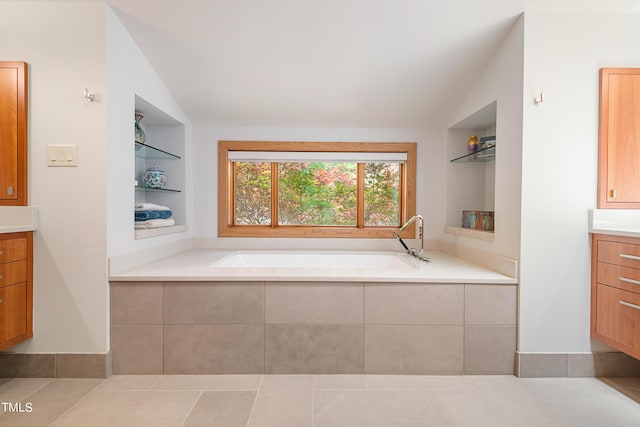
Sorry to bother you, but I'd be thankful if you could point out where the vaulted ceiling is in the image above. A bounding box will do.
[65,0,639,127]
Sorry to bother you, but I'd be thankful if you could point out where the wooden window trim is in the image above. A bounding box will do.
[218,141,416,238]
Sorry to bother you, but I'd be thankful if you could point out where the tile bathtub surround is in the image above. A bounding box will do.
[110,281,518,375]
[1,375,640,427]
[164,281,264,324]
[265,282,363,324]
[163,324,264,374]
[364,283,463,325]
[265,324,364,374]
[364,325,464,374]
[111,325,164,375]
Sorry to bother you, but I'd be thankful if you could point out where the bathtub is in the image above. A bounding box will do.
[211,250,417,269]
[110,248,518,375]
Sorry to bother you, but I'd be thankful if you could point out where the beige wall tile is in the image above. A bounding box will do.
[265,324,363,374]
[110,282,163,325]
[465,284,517,326]
[517,353,568,378]
[464,326,516,375]
[569,352,640,377]
[111,325,163,375]
[365,283,463,325]
[164,282,264,324]
[0,354,55,378]
[266,282,363,324]
[164,325,264,374]
[365,325,464,374]
[56,354,109,378]
[364,325,402,374]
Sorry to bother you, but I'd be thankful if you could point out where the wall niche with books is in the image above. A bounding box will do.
[445,101,496,240]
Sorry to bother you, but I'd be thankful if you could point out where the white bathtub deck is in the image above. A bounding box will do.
[109,249,517,284]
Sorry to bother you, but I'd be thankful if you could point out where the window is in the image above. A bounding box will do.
[218,141,416,238]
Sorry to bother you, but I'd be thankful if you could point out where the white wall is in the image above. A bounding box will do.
[0,2,108,353]
[443,17,524,261]
[106,6,193,260]
[192,125,444,251]
[519,12,640,353]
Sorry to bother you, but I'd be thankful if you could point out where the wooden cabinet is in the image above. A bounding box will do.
[598,68,640,208]
[0,232,33,351]
[0,62,28,206]
[591,233,640,359]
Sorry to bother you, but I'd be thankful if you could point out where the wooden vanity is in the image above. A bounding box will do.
[0,231,33,351]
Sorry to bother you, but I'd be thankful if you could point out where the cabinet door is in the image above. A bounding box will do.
[595,283,640,355]
[0,62,28,206]
[598,68,640,208]
[0,282,27,344]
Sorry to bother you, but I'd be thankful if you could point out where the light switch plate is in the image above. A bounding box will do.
[47,144,78,167]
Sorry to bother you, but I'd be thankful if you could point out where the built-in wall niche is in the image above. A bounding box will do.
[445,101,496,241]
[134,95,187,239]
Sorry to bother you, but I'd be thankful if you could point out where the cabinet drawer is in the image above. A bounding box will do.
[595,283,640,350]
[0,238,27,263]
[598,240,640,269]
[0,260,27,288]
[0,282,27,343]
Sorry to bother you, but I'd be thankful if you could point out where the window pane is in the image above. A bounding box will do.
[364,162,400,226]
[234,162,271,225]
[278,162,357,226]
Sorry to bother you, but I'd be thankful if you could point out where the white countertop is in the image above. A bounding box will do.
[590,209,640,238]
[0,206,38,233]
[109,249,517,284]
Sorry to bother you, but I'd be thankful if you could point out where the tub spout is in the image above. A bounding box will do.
[397,215,430,262]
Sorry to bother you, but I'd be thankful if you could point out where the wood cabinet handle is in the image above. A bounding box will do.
[620,253,640,261]
[0,275,3,280]
[620,300,640,311]
[620,277,640,286]
[610,189,617,199]
[0,299,3,304]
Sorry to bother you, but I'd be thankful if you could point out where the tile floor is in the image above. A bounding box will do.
[0,375,638,427]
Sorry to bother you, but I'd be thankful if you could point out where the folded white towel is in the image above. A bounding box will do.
[134,218,175,229]
[134,203,170,211]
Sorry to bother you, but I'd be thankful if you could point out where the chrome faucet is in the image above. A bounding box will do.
[393,215,430,262]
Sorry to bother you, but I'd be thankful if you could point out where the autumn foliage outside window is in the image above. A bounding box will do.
[219,141,416,238]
